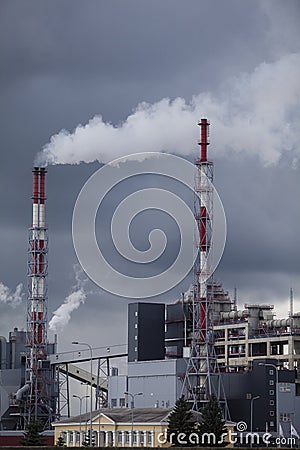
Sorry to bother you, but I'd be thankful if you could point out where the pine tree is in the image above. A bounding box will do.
[20,419,45,446]
[198,394,227,447]
[167,396,195,446]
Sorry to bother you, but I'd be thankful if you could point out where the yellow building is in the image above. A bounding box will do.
[53,407,235,447]
[53,408,171,447]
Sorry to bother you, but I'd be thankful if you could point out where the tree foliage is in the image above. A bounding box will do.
[167,396,196,446]
[21,419,45,446]
[198,394,227,447]
[55,434,66,447]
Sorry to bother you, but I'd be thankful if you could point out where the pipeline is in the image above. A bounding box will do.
[220,310,248,320]
[15,383,30,401]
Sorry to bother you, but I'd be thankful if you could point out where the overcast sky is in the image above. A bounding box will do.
[0,0,300,362]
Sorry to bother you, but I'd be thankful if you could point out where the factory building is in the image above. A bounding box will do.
[0,328,26,429]
[0,327,56,430]
[108,297,300,433]
[128,303,165,363]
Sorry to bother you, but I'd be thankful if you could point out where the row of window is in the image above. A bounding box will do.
[111,398,126,408]
[280,413,291,422]
[117,431,152,444]
[268,384,292,395]
[62,430,153,444]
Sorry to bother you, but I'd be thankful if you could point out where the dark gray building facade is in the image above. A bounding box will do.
[128,303,165,363]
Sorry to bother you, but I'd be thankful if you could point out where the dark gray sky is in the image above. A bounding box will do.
[0,0,299,353]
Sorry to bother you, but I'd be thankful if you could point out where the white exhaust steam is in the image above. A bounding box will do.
[0,282,23,308]
[49,266,88,332]
[36,52,300,167]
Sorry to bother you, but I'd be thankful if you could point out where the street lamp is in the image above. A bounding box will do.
[250,395,260,447]
[124,391,143,444]
[73,394,89,445]
[259,362,279,439]
[72,341,93,446]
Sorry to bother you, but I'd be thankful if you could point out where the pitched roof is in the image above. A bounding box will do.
[53,407,235,428]
[53,408,172,425]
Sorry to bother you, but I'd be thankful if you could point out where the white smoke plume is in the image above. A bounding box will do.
[49,266,88,332]
[36,52,300,167]
[0,282,23,308]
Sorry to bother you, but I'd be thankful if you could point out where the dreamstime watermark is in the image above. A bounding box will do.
[158,422,296,446]
[72,152,226,298]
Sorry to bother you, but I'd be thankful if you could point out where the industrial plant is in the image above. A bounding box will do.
[0,120,299,447]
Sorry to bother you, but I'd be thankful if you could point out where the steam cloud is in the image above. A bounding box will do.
[49,266,87,332]
[0,282,23,308]
[36,52,300,167]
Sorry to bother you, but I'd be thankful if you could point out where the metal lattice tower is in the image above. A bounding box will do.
[181,120,229,416]
[24,167,55,427]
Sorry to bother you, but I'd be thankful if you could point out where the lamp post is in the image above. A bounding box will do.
[250,395,260,447]
[259,362,279,440]
[73,394,89,445]
[124,391,143,445]
[72,342,93,446]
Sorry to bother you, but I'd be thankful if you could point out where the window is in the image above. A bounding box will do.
[135,311,138,317]
[119,397,125,407]
[134,347,137,352]
[269,369,274,375]
[270,421,274,427]
[69,433,73,443]
[270,411,274,416]
[280,413,291,422]
[76,432,80,443]
[133,432,137,443]
[140,433,144,444]
[147,432,152,444]
[125,432,130,444]
[279,383,291,393]
[269,380,274,385]
[270,400,274,406]
[269,390,274,395]
[135,335,138,340]
[134,323,138,329]
[118,432,122,444]
[111,398,117,407]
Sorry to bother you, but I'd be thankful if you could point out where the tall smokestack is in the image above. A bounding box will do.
[25,167,49,423]
[182,120,229,417]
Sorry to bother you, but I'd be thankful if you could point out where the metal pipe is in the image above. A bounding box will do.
[0,337,7,370]
[73,394,89,445]
[73,342,93,446]
[16,384,30,401]
[124,391,143,445]
[250,395,260,447]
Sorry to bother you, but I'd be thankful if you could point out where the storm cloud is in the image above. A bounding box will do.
[0,0,299,352]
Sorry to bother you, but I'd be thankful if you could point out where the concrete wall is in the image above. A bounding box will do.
[108,375,127,408]
[128,359,186,408]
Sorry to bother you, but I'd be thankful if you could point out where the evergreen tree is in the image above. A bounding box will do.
[55,434,66,447]
[21,419,45,446]
[167,396,196,446]
[198,394,227,447]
